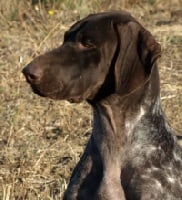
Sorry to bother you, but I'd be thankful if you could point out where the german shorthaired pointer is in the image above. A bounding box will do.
[22,11,182,200]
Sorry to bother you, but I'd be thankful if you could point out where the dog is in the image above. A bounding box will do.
[23,11,182,200]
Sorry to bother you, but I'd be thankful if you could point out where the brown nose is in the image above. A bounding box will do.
[22,64,43,84]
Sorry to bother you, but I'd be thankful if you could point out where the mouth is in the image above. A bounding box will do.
[30,84,63,100]
[67,97,83,103]
[24,77,65,99]
[31,85,46,97]
[31,87,83,103]
[26,81,84,103]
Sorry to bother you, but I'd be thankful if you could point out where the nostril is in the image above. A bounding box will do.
[22,66,43,84]
[28,73,40,81]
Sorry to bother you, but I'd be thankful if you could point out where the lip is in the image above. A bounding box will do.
[68,96,83,103]
[27,79,65,98]
[27,82,83,102]
[31,85,46,97]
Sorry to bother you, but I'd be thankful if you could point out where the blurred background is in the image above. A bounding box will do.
[0,0,181,199]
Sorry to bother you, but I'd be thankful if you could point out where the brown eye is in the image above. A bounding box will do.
[82,39,94,48]
[77,33,95,49]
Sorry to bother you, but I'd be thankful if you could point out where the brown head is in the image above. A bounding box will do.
[22,11,161,103]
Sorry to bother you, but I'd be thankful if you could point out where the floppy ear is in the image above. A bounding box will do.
[113,21,161,95]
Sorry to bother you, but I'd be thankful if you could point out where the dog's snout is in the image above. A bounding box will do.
[22,64,43,84]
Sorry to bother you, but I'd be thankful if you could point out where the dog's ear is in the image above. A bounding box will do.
[137,26,161,73]
[113,21,161,95]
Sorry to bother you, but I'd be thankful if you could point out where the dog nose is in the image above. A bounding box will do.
[22,64,43,84]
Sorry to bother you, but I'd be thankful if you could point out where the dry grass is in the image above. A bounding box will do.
[0,0,181,199]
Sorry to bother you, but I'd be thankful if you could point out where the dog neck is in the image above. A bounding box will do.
[91,64,163,165]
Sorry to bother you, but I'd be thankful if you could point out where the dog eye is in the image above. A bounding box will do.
[77,33,95,49]
[82,39,94,48]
